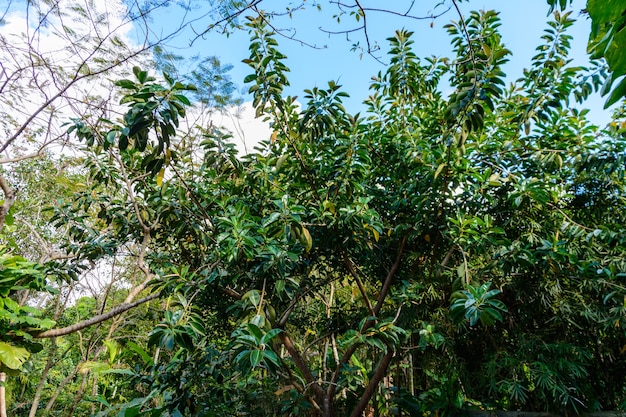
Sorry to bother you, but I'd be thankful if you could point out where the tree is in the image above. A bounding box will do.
[0,0,240,227]
[2,1,626,416]
[197,0,626,108]
[46,6,625,416]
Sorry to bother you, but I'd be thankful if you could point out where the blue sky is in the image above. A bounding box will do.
[148,0,612,125]
[3,0,605,125]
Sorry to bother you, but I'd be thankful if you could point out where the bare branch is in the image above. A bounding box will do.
[191,0,265,43]
[319,0,452,61]
[0,151,44,165]
[33,293,159,339]
[255,10,327,50]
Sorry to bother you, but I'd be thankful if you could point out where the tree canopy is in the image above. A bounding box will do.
[548,0,626,106]
[0,1,625,417]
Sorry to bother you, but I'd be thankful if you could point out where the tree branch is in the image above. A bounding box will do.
[33,293,159,338]
[349,349,394,417]
[328,234,408,399]
[372,234,408,316]
[0,150,44,164]
[278,332,325,399]
[342,250,375,316]
[192,0,265,42]
[319,1,452,61]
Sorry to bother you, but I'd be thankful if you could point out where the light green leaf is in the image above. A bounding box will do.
[243,290,261,307]
[0,341,30,370]
[80,360,111,375]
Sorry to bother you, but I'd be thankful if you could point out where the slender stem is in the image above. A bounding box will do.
[342,250,375,316]
[28,338,58,417]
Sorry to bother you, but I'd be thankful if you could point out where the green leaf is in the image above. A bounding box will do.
[587,0,626,105]
[3,297,18,312]
[104,339,120,364]
[604,75,626,108]
[365,337,387,352]
[119,135,129,151]
[263,350,281,367]
[247,323,264,341]
[249,349,262,368]
[115,79,137,89]
[0,341,30,370]
[4,210,14,227]
[122,404,140,417]
[37,318,56,330]
[106,130,116,145]
[261,328,282,344]
[80,361,111,375]
[163,72,174,86]
[243,290,261,307]
[173,94,191,106]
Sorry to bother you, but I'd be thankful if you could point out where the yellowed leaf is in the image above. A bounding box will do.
[301,226,312,252]
[275,384,295,396]
[434,163,446,179]
[372,228,380,242]
[156,167,165,186]
[323,200,336,214]
[488,173,501,186]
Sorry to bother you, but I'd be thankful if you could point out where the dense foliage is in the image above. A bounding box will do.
[549,0,626,106]
[1,2,625,417]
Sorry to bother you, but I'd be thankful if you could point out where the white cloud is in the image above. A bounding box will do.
[0,0,275,159]
[0,0,152,157]
[213,102,272,155]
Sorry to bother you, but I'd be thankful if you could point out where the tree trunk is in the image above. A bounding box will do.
[28,338,57,417]
[408,352,414,396]
[65,372,88,417]
[0,372,7,417]
[44,362,82,413]
[322,394,334,417]
[0,175,16,233]
[349,350,395,417]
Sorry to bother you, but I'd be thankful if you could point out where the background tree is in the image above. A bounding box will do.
[0,0,242,413]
